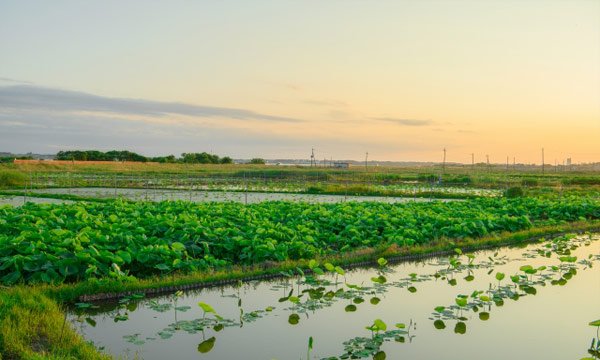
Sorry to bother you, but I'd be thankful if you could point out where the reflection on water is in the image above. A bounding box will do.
[0,195,73,206]
[70,234,600,360]
[24,187,458,204]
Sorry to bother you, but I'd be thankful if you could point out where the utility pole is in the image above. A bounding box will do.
[310,148,315,167]
[365,152,369,172]
[442,148,446,173]
[541,148,545,174]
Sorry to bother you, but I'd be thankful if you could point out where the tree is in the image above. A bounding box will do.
[182,152,221,164]
[249,158,265,165]
[220,156,233,164]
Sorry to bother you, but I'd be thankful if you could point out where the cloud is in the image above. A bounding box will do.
[0,85,302,123]
[0,84,438,159]
[0,77,33,85]
[281,83,302,91]
[371,117,433,126]
[303,99,348,107]
[0,110,434,157]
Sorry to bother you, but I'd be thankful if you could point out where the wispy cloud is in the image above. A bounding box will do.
[0,77,33,85]
[303,99,348,107]
[0,85,302,123]
[0,85,438,158]
[0,110,433,157]
[272,82,302,92]
[371,117,433,126]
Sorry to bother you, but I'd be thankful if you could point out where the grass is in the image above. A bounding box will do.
[0,287,109,360]
[4,162,600,187]
[0,169,26,188]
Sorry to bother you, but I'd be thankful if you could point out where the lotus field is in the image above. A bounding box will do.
[1,196,599,285]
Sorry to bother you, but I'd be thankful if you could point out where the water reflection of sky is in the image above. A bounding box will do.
[18,187,461,204]
[70,235,600,360]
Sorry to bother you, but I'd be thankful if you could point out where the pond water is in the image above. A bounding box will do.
[0,195,72,206]
[22,187,457,204]
[70,234,600,360]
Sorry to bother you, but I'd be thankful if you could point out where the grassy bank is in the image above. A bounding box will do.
[0,287,109,360]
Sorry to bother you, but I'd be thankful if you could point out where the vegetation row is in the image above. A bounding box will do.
[1,196,599,286]
[54,150,243,164]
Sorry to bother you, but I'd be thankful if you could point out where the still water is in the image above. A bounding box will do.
[22,187,457,204]
[70,234,600,360]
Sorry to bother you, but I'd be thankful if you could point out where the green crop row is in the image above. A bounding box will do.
[0,197,599,285]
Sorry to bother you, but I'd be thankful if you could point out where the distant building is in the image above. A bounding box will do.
[333,162,350,169]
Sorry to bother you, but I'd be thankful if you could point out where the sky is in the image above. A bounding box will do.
[1,0,599,163]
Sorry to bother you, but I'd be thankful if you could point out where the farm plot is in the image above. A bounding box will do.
[1,196,598,285]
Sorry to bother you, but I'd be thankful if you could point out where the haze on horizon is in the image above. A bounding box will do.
[1,0,599,164]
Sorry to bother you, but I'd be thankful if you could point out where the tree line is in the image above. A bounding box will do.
[0,156,33,164]
[54,150,265,164]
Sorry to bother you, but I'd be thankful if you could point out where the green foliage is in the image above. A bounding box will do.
[54,149,235,164]
[182,152,221,164]
[0,170,26,188]
[0,156,33,164]
[56,150,148,162]
[249,158,266,165]
[455,295,468,307]
[197,337,216,353]
[151,154,177,163]
[562,177,600,186]
[504,187,524,198]
[0,287,109,359]
[521,178,539,187]
[0,196,598,285]
[220,156,234,164]
[198,302,216,315]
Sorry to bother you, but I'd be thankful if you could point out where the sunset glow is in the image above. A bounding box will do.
[1,1,599,163]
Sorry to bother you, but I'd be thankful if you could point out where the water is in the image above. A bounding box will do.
[0,195,72,206]
[20,187,459,204]
[70,234,600,360]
